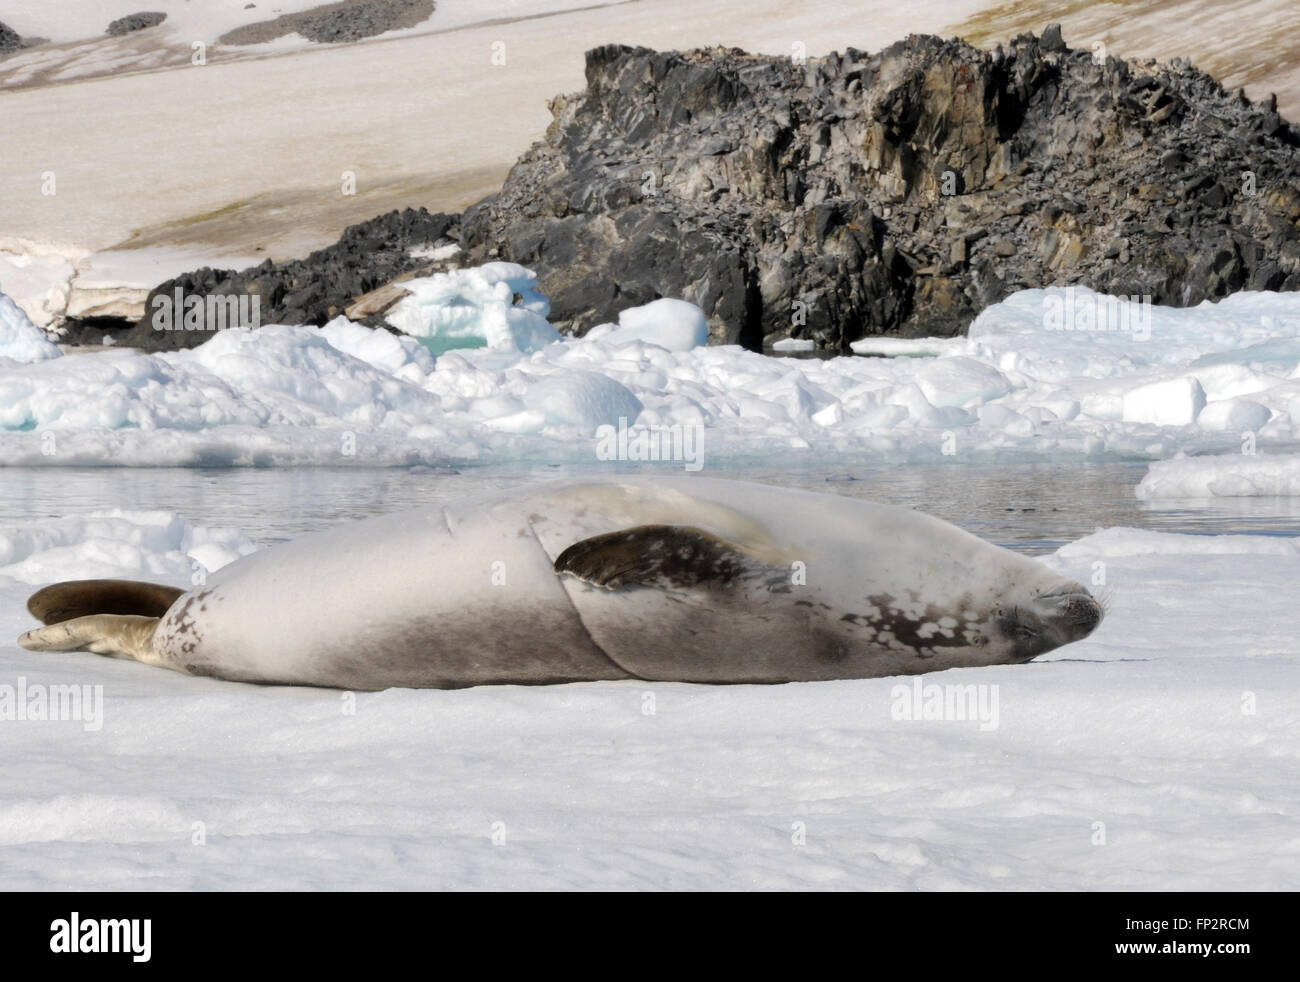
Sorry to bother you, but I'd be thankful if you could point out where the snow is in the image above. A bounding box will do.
[0,291,61,364]
[599,298,710,352]
[851,337,967,358]
[1121,376,1207,427]
[2,279,1300,467]
[0,507,1295,889]
[519,371,643,434]
[1137,453,1300,498]
[0,239,87,328]
[0,0,991,263]
[0,1,354,45]
[3,0,1298,894]
[1196,398,1273,433]
[0,511,260,584]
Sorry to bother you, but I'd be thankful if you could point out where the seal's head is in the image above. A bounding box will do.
[835,504,1109,673]
[990,580,1104,662]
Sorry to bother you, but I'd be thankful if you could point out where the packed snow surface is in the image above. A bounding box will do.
[0,504,1295,889]
[2,280,1299,468]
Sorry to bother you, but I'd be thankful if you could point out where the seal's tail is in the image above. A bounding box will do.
[27,579,184,625]
[18,579,184,663]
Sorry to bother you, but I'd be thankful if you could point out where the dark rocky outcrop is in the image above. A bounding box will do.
[219,0,435,46]
[0,21,22,53]
[461,29,1300,348]
[119,208,458,350]
[126,26,1300,352]
[106,12,168,36]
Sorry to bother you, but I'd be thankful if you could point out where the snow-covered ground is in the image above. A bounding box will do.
[1,275,1298,468]
[0,0,991,293]
[2,271,1297,888]
[0,507,1296,889]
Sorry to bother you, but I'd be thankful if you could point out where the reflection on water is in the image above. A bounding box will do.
[1,460,1298,555]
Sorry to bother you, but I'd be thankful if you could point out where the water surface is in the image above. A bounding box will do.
[3,461,1298,554]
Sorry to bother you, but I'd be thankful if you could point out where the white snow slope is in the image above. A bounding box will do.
[0,510,1296,890]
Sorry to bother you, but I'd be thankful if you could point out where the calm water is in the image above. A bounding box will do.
[2,461,1299,555]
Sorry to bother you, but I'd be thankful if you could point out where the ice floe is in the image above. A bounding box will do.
[1136,452,1300,498]
[1,279,1299,468]
[0,511,1296,889]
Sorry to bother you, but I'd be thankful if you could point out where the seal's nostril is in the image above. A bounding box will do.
[1063,594,1102,637]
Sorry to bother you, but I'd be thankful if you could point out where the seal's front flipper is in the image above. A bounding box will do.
[27,579,184,626]
[554,525,767,591]
[18,614,162,664]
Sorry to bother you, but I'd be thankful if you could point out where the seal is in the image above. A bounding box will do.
[16,477,1103,689]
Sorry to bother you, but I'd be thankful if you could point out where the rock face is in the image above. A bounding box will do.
[0,21,22,53]
[124,26,1300,352]
[219,0,435,46]
[461,29,1300,348]
[106,12,168,36]
[119,208,458,350]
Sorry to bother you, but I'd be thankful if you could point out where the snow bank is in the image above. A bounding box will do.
[0,291,60,364]
[0,514,1295,889]
[2,278,1300,466]
[0,241,85,328]
[1136,453,1300,498]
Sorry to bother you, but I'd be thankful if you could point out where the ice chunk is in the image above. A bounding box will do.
[386,263,560,353]
[1195,398,1272,433]
[772,338,816,352]
[849,337,966,358]
[522,371,643,433]
[604,298,709,352]
[913,356,1012,408]
[0,291,60,363]
[1136,453,1300,498]
[1121,376,1207,426]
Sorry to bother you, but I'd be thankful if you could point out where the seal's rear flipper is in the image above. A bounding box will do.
[554,525,768,590]
[27,579,184,626]
[18,614,163,663]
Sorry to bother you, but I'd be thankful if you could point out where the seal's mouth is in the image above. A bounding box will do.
[1003,584,1104,660]
[1035,584,1104,641]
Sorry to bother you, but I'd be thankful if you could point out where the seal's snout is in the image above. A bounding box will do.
[1037,584,1103,642]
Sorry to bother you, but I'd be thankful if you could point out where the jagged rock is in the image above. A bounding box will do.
[140,26,1300,351]
[106,12,167,36]
[0,21,22,52]
[219,0,435,46]
[462,30,1300,348]
[121,208,458,350]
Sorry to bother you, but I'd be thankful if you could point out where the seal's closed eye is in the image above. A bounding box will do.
[554,525,758,590]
